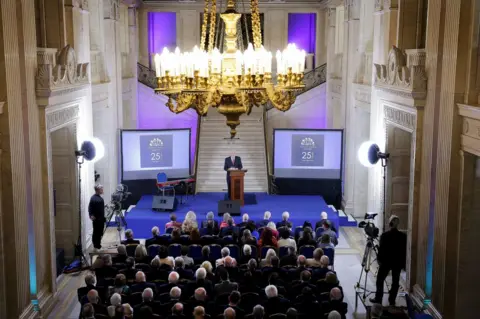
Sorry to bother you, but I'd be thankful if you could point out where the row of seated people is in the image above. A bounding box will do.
[80,244,347,319]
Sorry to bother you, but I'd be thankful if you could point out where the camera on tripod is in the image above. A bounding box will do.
[111,184,131,204]
[358,212,380,240]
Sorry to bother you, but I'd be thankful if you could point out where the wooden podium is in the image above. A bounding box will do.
[230,169,247,206]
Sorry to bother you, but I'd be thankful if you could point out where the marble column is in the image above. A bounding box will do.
[126,5,138,129]
[325,8,337,129]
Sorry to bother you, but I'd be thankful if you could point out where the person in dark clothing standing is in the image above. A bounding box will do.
[224,151,243,199]
[89,184,105,251]
[370,215,407,306]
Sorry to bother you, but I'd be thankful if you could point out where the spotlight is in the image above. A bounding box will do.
[358,141,389,167]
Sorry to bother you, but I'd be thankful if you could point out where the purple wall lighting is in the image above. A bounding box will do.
[287,13,317,55]
[148,12,177,55]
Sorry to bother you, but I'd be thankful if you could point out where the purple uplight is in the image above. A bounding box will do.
[148,12,177,55]
[288,13,316,54]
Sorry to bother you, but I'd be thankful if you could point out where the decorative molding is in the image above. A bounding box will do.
[46,105,80,130]
[354,85,371,105]
[36,46,90,98]
[104,0,120,20]
[458,104,480,154]
[374,46,427,100]
[330,78,342,95]
[384,104,416,131]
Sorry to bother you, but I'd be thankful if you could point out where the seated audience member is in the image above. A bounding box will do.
[312,255,330,280]
[119,257,136,281]
[145,226,161,247]
[180,245,194,267]
[168,286,182,305]
[239,271,261,294]
[321,221,338,246]
[200,246,214,264]
[214,267,239,295]
[201,261,215,282]
[224,307,236,319]
[257,211,272,228]
[220,213,235,229]
[82,303,95,319]
[276,211,293,229]
[318,272,342,295]
[121,229,140,245]
[294,255,309,276]
[278,228,297,252]
[113,305,124,319]
[171,228,182,244]
[239,244,253,265]
[131,271,157,294]
[286,308,298,319]
[327,310,342,319]
[123,304,133,319]
[175,257,194,280]
[188,268,213,297]
[318,233,335,249]
[280,246,297,267]
[202,211,219,235]
[202,211,218,227]
[260,249,277,268]
[134,244,150,264]
[306,248,324,267]
[238,213,252,228]
[290,270,316,298]
[222,256,239,281]
[183,211,198,233]
[168,302,185,319]
[159,271,181,294]
[247,259,263,283]
[189,288,211,314]
[294,286,321,315]
[262,285,290,316]
[107,293,122,317]
[133,288,161,317]
[266,222,279,238]
[321,287,347,318]
[224,291,245,318]
[158,245,175,268]
[113,245,128,263]
[166,213,182,230]
[193,306,207,319]
[87,289,108,316]
[137,305,155,319]
[315,211,330,230]
[266,270,285,293]
[249,305,265,319]
[78,274,97,301]
[110,274,130,295]
[298,227,316,247]
[189,228,202,245]
[220,217,239,238]
[96,254,118,280]
[258,228,278,249]
[216,247,233,267]
[241,229,258,246]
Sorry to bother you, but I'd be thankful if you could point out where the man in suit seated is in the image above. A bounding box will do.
[167,302,186,319]
[187,268,213,297]
[174,257,194,280]
[82,303,96,319]
[180,245,194,267]
[222,292,245,319]
[160,287,183,314]
[224,151,243,199]
[220,218,239,238]
[293,286,321,317]
[321,287,348,318]
[133,288,161,317]
[145,226,161,247]
[290,270,316,300]
[246,305,265,319]
[86,289,108,316]
[238,214,256,230]
[257,211,272,228]
[159,271,182,294]
[321,221,338,246]
[77,274,97,302]
[262,285,290,316]
[276,212,293,229]
[280,246,297,267]
[121,229,140,245]
[215,267,239,296]
[186,287,214,316]
[131,271,157,294]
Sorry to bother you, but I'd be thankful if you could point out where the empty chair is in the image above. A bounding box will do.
[188,244,202,262]
[126,244,138,257]
[299,245,315,259]
[209,244,222,260]
[279,246,290,258]
[148,244,161,258]
[156,172,175,196]
[168,244,182,258]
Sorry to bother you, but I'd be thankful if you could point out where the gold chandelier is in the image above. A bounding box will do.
[153,0,306,137]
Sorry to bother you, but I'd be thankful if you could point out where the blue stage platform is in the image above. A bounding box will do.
[124,193,353,239]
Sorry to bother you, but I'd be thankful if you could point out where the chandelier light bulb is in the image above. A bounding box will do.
[154,54,161,77]
[235,50,243,75]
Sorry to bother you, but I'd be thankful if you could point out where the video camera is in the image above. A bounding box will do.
[111,184,131,203]
[358,212,380,239]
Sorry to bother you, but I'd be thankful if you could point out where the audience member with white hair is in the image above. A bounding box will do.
[130,271,156,294]
[277,211,293,229]
[194,287,207,301]
[224,307,236,319]
[168,271,180,284]
[216,247,233,266]
[240,229,257,246]
[327,310,342,319]
[145,226,160,247]
[107,293,122,317]
[315,211,330,230]
[258,211,272,228]
[172,302,184,316]
[263,285,291,315]
[182,210,198,233]
[239,244,253,264]
[113,244,127,263]
[321,287,348,317]
[121,229,140,245]
[266,222,279,238]
[170,286,182,300]
[202,211,219,233]
[86,289,108,316]
[260,249,277,268]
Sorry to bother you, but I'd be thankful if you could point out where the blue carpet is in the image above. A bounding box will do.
[125,193,352,238]
[223,193,257,205]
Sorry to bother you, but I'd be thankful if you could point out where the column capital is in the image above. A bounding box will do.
[122,0,142,7]
[104,0,120,20]
[344,0,360,21]
[65,0,89,11]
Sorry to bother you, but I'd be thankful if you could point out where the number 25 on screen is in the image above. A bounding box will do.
[151,152,162,161]
[302,151,313,160]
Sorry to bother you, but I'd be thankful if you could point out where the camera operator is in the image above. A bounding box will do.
[89,184,105,251]
[370,215,407,306]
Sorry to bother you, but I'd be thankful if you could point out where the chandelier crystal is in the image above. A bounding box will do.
[153,0,306,137]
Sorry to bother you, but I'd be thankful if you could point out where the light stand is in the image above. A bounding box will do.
[380,157,388,233]
[74,152,89,268]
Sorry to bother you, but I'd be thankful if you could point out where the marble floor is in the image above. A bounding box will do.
[47,226,406,319]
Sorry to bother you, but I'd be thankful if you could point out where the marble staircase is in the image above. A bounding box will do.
[196,107,269,193]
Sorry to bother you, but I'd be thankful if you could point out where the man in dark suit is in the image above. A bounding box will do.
[214,268,238,296]
[224,152,243,199]
[370,215,407,306]
[89,184,105,251]
[145,226,161,247]
[133,288,161,317]
[131,271,157,294]
[121,229,140,245]
[262,285,290,316]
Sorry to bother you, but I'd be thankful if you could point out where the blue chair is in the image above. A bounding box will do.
[315,228,324,238]
[199,228,209,236]
[323,247,335,268]
[168,244,182,257]
[188,244,202,262]
[209,244,222,260]
[126,244,138,257]
[179,235,190,245]
[165,227,174,234]
[226,244,240,260]
[251,230,260,240]
[148,244,161,258]
[222,236,234,244]
[294,226,303,239]
[279,246,290,258]
[157,172,175,196]
[261,245,276,258]
[246,245,258,259]
[299,245,315,258]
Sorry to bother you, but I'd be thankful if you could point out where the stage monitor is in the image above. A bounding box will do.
[121,129,191,180]
[273,129,343,179]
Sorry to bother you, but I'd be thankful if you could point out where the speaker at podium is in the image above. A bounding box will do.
[152,195,178,212]
[218,200,241,216]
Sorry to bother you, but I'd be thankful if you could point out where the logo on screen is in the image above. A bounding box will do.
[140,135,173,168]
[301,137,315,148]
[149,138,164,147]
[291,134,324,167]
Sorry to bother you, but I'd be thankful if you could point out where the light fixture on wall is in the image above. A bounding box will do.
[358,141,390,232]
[152,0,306,137]
[71,137,105,270]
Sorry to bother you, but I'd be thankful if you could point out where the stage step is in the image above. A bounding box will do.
[196,107,268,193]
[338,209,358,227]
